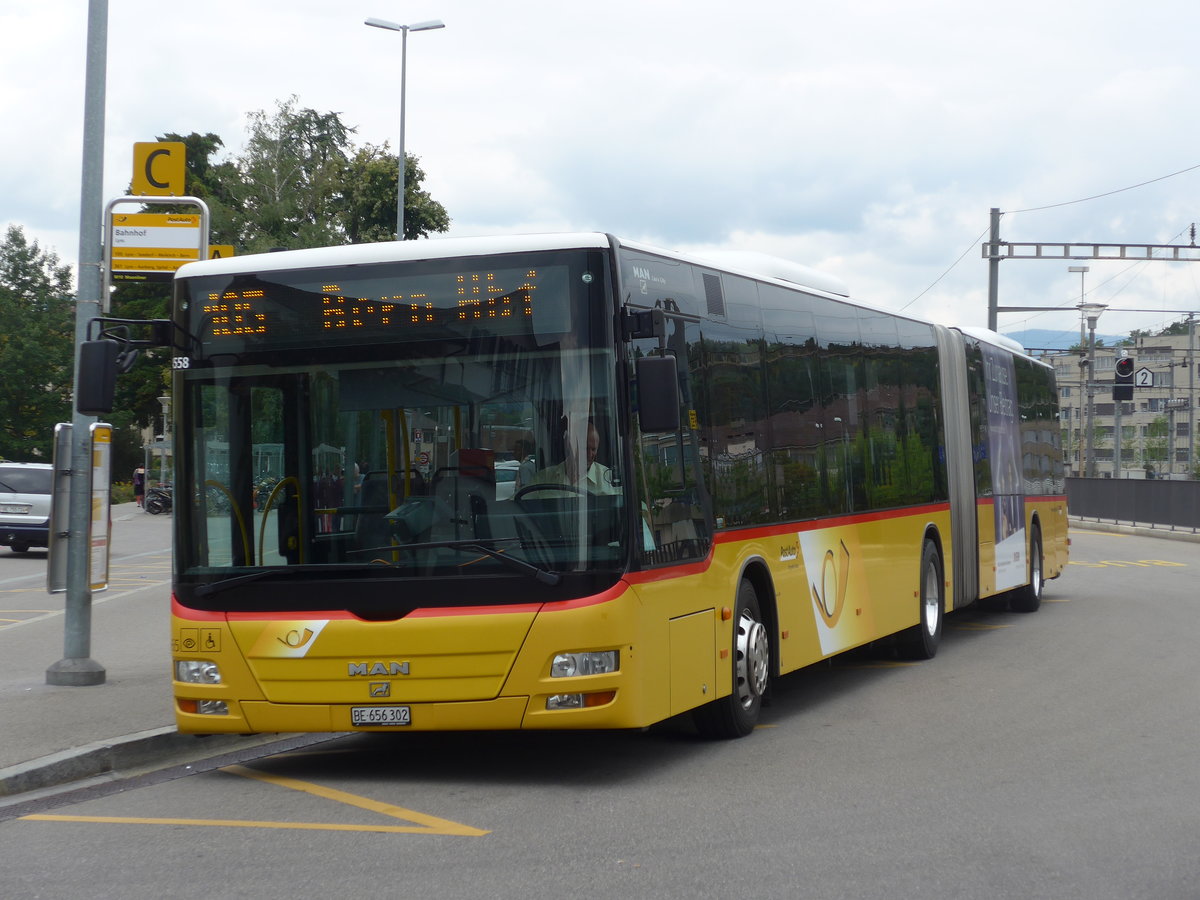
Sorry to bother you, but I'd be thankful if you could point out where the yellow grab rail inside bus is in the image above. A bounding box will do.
[205,479,251,565]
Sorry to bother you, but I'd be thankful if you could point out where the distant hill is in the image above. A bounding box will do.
[1003,328,1126,352]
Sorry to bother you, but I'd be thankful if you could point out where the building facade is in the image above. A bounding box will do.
[1047,332,1198,479]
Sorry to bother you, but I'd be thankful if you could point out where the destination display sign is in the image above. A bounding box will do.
[183,262,571,355]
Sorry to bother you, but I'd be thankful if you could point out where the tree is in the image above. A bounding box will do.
[1160,319,1191,337]
[1127,319,1192,342]
[155,130,241,246]
[229,98,449,249]
[1141,415,1169,477]
[232,96,354,252]
[344,144,450,242]
[0,225,74,460]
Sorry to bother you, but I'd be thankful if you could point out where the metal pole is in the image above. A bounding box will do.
[1114,384,1123,478]
[1168,365,1176,478]
[367,18,443,239]
[1190,313,1196,478]
[987,207,1000,331]
[397,26,408,240]
[1086,317,1097,478]
[48,0,107,686]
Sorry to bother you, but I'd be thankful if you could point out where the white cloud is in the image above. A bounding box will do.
[5,0,1200,338]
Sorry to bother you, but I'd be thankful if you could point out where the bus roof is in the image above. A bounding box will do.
[175,232,614,279]
[175,233,850,297]
[175,233,1020,348]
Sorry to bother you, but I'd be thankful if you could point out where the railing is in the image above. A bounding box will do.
[1066,477,1200,533]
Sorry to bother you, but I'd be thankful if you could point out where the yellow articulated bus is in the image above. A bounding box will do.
[166,233,1067,739]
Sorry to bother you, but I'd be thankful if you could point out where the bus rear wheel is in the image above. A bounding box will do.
[693,580,769,739]
[897,540,943,660]
[1010,525,1043,613]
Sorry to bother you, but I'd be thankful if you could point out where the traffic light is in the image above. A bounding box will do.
[1113,356,1134,401]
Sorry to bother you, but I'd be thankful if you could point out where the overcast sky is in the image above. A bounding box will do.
[6,0,1200,344]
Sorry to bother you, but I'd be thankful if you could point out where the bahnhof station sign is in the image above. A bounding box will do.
[109,211,204,283]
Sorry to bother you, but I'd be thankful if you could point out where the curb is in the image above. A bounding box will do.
[1069,517,1200,543]
[0,727,291,799]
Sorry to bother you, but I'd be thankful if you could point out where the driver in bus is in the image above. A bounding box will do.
[526,419,617,495]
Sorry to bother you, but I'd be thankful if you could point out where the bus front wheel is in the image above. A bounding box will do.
[693,580,769,739]
[897,540,943,660]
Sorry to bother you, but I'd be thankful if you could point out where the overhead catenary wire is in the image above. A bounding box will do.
[905,162,1200,312]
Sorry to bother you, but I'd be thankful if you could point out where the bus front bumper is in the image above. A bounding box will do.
[175,693,639,734]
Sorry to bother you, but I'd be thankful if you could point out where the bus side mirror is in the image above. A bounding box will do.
[76,339,119,415]
[636,355,680,433]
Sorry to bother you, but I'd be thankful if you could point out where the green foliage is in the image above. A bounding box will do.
[1141,415,1170,475]
[0,225,74,460]
[152,101,451,250]
[1159,319,1191,336]
[155,130,241,245]
[344,145,451,242]
[228,96,450,250]
[13,96,451,473]
[234,97,354,251]
[1127,319,1192,342]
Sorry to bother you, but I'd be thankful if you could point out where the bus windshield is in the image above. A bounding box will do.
[173,249,626,604]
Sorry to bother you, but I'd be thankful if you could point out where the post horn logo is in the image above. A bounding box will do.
[811,540,850,628]
[277,628,315,649]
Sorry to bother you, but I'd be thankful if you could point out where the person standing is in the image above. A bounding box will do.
[133,466,146,508]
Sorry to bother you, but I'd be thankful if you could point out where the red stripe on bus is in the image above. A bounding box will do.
[172,499,988,622]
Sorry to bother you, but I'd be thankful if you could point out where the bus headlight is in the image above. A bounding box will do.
[175,659,221,684]
[550,650,619,678]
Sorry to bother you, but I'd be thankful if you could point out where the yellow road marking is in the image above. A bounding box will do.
[222,764,488,835]
[20,764,489,836]
[21,814,480,835]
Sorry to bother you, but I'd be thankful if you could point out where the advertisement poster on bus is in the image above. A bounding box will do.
[981,343,1025,590]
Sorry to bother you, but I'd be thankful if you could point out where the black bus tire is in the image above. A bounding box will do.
[1010,525,1043,613]
[693,580,769,739]
[897,540,944,660]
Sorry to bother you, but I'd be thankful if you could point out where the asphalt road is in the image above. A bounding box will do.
[0,503,171,626]
[3,527,1198,900]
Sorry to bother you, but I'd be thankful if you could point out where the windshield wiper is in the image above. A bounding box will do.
[350,537,561,586]
[193,565,390,598]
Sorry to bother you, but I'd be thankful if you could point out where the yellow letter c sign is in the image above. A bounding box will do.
[132,141,186,196]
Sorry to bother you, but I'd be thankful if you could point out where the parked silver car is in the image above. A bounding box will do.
[0,462,53,553]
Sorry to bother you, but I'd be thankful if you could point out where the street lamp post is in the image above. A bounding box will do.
[364,16,445,241]
[1068,266,1090,477]
[1078,298,1107,478]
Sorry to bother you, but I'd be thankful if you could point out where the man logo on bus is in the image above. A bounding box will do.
[812,540,851,628]
[348,661,411,676]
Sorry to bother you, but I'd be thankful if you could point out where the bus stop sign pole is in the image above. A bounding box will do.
[47,0,108,686]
